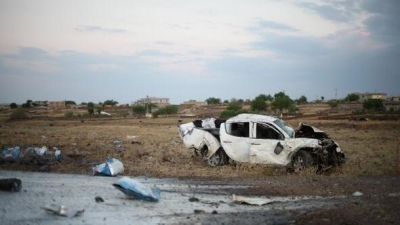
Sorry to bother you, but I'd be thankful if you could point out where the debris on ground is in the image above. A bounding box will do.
[112,177,161,202]
[1,146,21,159]
[42,204,85,217]
[126,135,137,140]
[189,196,200,202]
[92,158,124,176]
[113,139,124,153]
[0,178,22,192]
[232,194,275,206]
[194,209,205,214]
[170,140,180,146]
[95,196,104,203]
[1,146,63,166]
[352,191,363,197]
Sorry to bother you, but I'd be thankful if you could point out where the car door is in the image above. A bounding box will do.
[249,122,288,165]
[220,121,251,163]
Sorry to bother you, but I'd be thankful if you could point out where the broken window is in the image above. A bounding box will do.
[225,122,249,138]
[256,123,283,140]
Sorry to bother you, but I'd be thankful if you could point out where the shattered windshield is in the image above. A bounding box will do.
[273,119,295,138]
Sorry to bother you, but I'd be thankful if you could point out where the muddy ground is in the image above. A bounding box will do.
[1,117,400,224]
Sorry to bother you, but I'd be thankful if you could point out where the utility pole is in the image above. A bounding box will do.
[335,88,338,100]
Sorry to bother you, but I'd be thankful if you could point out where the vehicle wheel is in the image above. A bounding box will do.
[292,150,313,172]
[207,149,226,167]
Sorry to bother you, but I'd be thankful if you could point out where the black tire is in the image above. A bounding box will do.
[207,149,227,167]
[292,150,313,172]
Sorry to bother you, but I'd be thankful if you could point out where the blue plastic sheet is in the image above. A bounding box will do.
[113,177,161,201]
[2,147,21,159]
[92,158,124,176]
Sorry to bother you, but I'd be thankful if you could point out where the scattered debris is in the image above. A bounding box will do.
[126,135,137,139]
[212,210,218,214]
[1,146,21,162]
[92,158,124,176]
[113,177,161,202]
[95,196,104,203]
[194,209,205,214]
[170,140,180,146]
[189,197,200,202]
[352,191,363,197]
[131,140,142,145]
[42,204,85,217]
[113,139,121,145]
[113,139,124,152]
[0,178,22,192]
[232,194,275,206]
[1,146,63,166]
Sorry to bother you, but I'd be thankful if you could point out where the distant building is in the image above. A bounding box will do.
[180,100,207,108]
[34,101,48,107]
[132,97,170,108]
[48,101,66,109]
[356,92,387,102]
[384,101,400,111]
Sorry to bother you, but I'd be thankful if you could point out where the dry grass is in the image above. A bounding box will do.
[1,117,399,178]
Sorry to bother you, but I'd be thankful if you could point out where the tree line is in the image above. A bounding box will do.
[7,93,390,119]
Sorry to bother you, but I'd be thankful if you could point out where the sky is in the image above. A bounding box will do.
[0,0,399,105]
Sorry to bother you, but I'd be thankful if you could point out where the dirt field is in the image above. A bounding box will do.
[1,116,400,224]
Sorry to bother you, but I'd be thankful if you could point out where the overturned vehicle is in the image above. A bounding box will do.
[179,114,345,171]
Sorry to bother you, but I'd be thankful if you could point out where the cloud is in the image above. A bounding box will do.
[0,47,59,73]
[298,2,355,23]
[75,25,128,33]
[361,0,400,46]
[136,49,178,57]
[89,64,120,72]
[255,20,298,32]
[252,33,327,57]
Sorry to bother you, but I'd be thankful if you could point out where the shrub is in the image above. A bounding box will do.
[65,111,74,118]
[9,108,27,120]
[10,103,18,109]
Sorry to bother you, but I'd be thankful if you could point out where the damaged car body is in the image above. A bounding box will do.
[179,114,345,171]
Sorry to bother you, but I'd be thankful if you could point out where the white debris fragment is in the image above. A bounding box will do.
[43,204,85,217]
[352,191,363,197]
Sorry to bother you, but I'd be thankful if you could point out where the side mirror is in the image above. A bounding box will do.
[274,142,284,155]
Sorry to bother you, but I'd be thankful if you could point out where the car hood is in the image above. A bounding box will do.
[295,123,328,139]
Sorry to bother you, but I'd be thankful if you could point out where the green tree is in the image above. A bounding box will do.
[227,101,242,111]
[104,99,118,106]
[345,93,359,102]
[220,110,239,118]
[251,98,267,112]
[96,105,102,114]
[87,102,95,115]
[272,92,293,112]
[132,105,146,115]
[297,95,308,104]
[152,105,179,117]
[254,94,272,102]
[22,100,32,108]
[65,100,76,105]
[363,99,384,111]
[205,97,221,105]
[10,103,18,109]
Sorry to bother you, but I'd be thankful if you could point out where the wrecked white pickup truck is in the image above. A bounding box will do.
[179,113,345,171]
